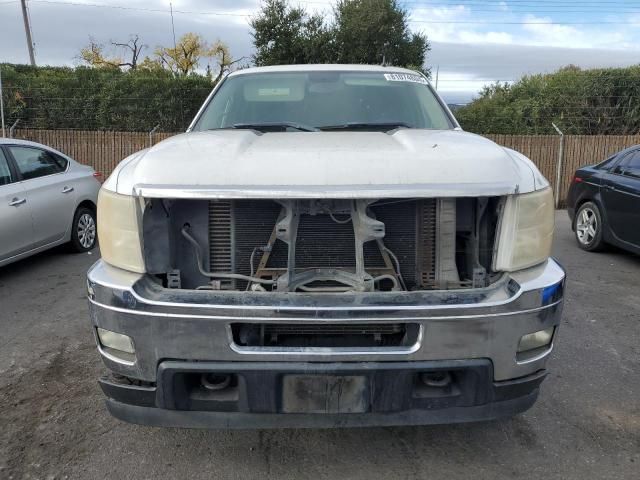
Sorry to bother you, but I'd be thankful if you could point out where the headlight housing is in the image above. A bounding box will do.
[493,187,554,272]
[97,188,145,273]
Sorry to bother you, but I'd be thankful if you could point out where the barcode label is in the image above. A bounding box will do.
[384,73,428,84]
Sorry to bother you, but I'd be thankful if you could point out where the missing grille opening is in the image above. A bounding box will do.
[231,323,419,348]
[143,196,501,292]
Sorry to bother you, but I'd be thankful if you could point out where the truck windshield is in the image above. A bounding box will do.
[192,71,455,132]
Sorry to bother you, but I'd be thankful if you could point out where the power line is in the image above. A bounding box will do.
[320,0,640,9]
[412,7,640,13]
[410,20,640,24]
[30,0,250,16]
[399,0,640,4]
[308,0,640,5]
[25,0,640,24]
[24,0,640,14]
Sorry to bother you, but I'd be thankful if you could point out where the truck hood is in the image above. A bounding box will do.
[108,129,546,198]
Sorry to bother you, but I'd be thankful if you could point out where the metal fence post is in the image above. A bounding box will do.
[149,124,160,147]
[9,119,19,138]
[551,123,564,209]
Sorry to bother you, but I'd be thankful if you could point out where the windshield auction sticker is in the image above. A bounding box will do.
[384,73,428,84]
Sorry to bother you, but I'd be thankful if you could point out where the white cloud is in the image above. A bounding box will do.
[520,14,628,49]
[408,5,471,43]
[408,6,636,52]
[429,41,640,103]
[457,31,513,44]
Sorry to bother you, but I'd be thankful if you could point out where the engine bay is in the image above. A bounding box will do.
[142,197,502,293]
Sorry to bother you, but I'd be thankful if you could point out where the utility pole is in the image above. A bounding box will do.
[170,2,177,52]
[20,0,36,66]
[435,65,440,90]
[0,64,5,137]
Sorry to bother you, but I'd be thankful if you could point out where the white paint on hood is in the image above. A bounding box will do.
[105,129,544,198]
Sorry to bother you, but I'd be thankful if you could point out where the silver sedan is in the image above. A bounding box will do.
[0,138,101,267]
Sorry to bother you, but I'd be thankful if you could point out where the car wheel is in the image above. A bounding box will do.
[70,207,97,252]
[574,201,605,251]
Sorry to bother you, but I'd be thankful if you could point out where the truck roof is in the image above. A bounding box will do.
[228,64,427,78]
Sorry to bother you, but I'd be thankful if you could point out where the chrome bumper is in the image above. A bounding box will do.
[87,258,565,383]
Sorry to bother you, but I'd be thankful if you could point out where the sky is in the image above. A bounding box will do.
[1,0,640,103]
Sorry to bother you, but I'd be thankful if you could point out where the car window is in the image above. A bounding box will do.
[52,152,70,170]
[596,154,618,170]
[612,152,633,175]
[0,149,13,186]
[623,151,640,179]
[8,146,67,180]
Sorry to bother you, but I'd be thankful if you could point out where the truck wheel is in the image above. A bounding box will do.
[574,201,605,252]
[69,207,97,252]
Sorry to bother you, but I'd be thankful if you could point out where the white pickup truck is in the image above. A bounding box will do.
[88,65,564,428]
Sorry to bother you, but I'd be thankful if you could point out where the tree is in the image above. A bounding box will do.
[333,0,429,73]
[301,14,335,64]
[111,35,146,70]
[80,38,120,70]
[250,0,429,71]
[209,40,246,84]
[138,56,165,73]
[80,35,146,70]
[155,33,207,75]
[154,33,236,78]
[250,0,334,66]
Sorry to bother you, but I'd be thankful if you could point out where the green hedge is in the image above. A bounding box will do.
[0,64,214,131]
[455,66,640,135]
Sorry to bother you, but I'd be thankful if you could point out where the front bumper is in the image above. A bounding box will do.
[87,258,565,428]
[100,361,545,428]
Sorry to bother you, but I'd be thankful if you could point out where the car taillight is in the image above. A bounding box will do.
[573,176,583,183]
[93,172,104,183]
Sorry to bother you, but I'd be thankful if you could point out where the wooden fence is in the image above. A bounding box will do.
[10,128,640,206]
[486,134,640,206]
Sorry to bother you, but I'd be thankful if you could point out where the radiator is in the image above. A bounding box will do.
[209,199,440,290]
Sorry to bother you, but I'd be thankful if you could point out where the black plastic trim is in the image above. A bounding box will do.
[105,391,539,429]
[98,360,546,428]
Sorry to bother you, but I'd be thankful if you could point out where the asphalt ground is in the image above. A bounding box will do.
[1,212,638,480]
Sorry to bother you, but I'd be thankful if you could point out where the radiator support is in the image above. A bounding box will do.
[208,199,442,292]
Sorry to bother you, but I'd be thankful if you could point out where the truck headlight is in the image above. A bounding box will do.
[493,187,554,272]
[97,189,145,273]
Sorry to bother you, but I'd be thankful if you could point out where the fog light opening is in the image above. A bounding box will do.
[96,328,136,364]
[96,327,135,354]
[201,373,232,391]
[420,371,452,388]
[517,327,555,362]
[518,327,555,354]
